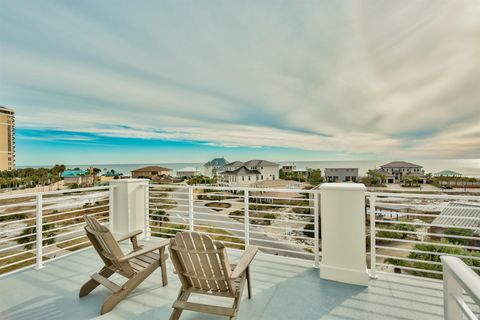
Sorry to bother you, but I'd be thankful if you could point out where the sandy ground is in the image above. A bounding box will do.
[0,181,67,195]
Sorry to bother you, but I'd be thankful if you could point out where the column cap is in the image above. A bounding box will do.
[320,183,366,191]
[109,178,150,185]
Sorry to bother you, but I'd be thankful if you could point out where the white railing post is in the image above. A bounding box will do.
[109,179,149,235]
[188,186,194,231]
[314,191,320,268]
[35,194,43,270]
[319,183,369,286]
[369,194,377,278]
[441,256,480,320]
[443,262,464,320]
[144,185,151,240]
[244,189,250,247]
[109,185,114,229]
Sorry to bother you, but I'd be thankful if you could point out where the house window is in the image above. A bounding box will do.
[273,175,275,180]
[242,176,244,181]
[261,175,264,180]
[248,176,251,181]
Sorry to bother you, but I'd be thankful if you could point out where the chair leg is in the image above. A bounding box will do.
[169,289,190,320]
[246,266,252,299]
[101,264,157,314]
[229,294,242,320]
[79,267,114,298]
[160,248,168,287]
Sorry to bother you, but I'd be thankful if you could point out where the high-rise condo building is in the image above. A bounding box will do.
[0,106,15,171]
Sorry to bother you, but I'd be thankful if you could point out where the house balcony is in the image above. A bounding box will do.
[0,238,448,320]
[0,181,479,319]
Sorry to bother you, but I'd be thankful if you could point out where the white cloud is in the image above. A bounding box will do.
[1,0,480,158]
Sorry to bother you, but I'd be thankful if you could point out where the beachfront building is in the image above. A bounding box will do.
[325,168,358,182]
[61,169,93,185]
[281,163,296,173]
[377,161,426,184]
[220,159,280,186]
[203,157,228,177]
[434,170,462,178]
[176,167,200,178]
[0,106,15,172]
[219,166,260,187]
[131,166,172,179]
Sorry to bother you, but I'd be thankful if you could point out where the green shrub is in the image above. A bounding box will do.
[444,228,474,246]
[18,223,57,250]
[386,241,480,279]
[376,223,415,240]
[303,218,321,239]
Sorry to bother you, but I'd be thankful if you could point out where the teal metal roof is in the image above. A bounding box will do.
[61,169,87,177]
[434,170,462,177]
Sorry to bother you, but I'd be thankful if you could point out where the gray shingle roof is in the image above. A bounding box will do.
[243,160,279,167]
[380,161,423,169]
[220,166,260,176]
[225,161,244,167]
[432,202,480,228]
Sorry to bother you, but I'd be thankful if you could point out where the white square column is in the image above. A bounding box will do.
[109,179,149,235]
[320,183,369,286]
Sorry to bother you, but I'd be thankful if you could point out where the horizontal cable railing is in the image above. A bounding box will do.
[368,191,480,282]
[0,186,111,276]
[147,184,320,267]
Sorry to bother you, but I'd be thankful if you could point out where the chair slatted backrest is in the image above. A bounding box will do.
[170,232,235,295]
[84,215,135,277]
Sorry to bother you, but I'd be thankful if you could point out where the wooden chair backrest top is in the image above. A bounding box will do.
[84,215,135,277]
[169,232,234,295]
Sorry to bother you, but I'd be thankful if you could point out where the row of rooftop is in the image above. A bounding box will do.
[58,159,470,187]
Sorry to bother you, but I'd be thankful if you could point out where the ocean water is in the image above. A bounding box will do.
[20,159,480,177]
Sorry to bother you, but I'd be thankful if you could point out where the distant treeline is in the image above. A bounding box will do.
[0,164,66,189]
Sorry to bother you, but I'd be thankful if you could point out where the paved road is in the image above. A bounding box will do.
[157,188,314,260]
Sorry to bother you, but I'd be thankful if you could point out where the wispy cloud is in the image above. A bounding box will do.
[1,0,480,160]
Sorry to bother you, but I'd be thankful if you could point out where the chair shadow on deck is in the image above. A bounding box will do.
[0,245,371,320]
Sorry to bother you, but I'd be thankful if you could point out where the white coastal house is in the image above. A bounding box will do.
[325,168,358,182]
[176,167,200,178]
[376,161,426,184]
[220,159,280,186]
[202,157,228,177]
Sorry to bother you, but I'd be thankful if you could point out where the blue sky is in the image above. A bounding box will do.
[1,1,480,166]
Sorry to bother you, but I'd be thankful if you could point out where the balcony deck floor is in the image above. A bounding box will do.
[0,240,445,320]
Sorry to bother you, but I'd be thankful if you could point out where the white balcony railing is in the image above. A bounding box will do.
[0,186,111,276]
[146,184,320,267]
[442,256,480,320]
[2,180,480,292]
[368,191,480,280]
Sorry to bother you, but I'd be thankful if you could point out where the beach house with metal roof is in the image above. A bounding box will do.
[61,169,93,185]
[176,166,200,178]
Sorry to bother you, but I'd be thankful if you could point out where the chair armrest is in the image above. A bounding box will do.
[119,240,169,262]
[231,246,258,279]
[116,230,143,242]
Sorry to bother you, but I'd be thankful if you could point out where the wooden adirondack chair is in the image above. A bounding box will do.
[169,231,258,320]
[80,215,169,314]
